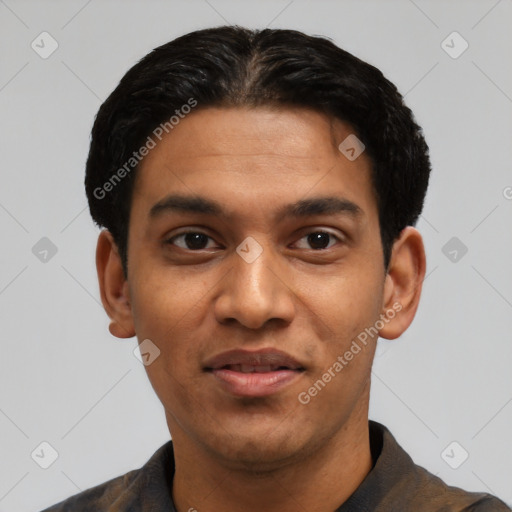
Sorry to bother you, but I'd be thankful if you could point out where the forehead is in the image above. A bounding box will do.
[132,106,377,224]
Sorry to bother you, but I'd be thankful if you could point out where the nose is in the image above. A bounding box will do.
[213,240,296,330]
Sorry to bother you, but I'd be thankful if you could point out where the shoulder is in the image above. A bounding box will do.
[363,421,511,512]
[409,463,511,511]
[39,470,139,511]
[38,441,175,512]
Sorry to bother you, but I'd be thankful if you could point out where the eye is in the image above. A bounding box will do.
[165,231,219,251]
[293,230,342,250]
[165,229,343,252]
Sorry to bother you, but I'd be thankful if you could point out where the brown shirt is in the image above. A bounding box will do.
[40,421,511,511]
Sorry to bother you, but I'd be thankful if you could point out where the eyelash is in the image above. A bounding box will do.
[165,229,343,251]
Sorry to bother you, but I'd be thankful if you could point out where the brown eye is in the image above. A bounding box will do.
[166,232,216,250]
[294,230,341,250]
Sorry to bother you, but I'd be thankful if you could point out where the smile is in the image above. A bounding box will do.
[204,348,306,398]
[209,367,303,397]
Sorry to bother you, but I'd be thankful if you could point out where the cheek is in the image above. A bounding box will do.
[135,285,204,413]
[130,265,201,338]
[130,271,213,380]
[320,271,383,335]
[308,269,384,388]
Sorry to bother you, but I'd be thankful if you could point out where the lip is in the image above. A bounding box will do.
[204,348,305,398]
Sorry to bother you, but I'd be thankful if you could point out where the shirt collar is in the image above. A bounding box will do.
[129,420,394,512]
[118,420,498,511]
[336,420,411,511]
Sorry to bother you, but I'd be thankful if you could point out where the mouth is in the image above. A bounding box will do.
[217,364,298,373]
[204,349,305,398]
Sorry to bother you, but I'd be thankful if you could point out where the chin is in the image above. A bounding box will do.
[205,424,312,473]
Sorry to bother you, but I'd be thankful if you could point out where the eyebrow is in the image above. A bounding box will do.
[149,194,362,221]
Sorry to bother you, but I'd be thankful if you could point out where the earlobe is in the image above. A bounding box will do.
[378,227,426,340]
[96,230,136,339]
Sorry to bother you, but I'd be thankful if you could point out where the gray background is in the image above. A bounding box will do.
[1,0,511,510]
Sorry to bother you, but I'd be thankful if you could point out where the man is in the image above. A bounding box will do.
[41,26,510,512]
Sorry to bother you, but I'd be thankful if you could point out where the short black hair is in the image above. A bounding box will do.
[85,25,431,276]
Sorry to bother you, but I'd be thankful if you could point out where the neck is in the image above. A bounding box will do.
[170,405,373,512]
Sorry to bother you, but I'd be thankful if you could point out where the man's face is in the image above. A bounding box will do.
[126,106,388,469]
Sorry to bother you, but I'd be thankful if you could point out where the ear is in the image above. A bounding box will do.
[96,229,135,339]
[379,226,426,340]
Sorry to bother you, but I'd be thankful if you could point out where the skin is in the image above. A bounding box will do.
[96,106,426,512]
